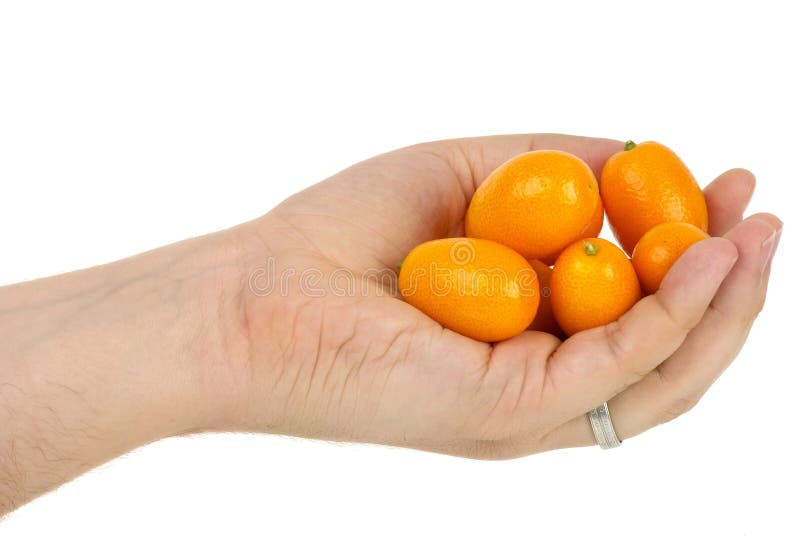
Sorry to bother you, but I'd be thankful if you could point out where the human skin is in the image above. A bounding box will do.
[0,134,781,514]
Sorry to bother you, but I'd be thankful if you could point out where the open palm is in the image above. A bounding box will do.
[229,134,780,459]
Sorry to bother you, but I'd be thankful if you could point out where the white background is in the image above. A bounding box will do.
[1,1,798,534]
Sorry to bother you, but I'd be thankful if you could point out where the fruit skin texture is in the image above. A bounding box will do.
[398,238,540,342]
[551,238,642,336]
[541,196,604,266]
[583,193,605,238]
[632,221,709,295]
[466,150,600,261]
[600,141,708,255]
[527,259,563,337]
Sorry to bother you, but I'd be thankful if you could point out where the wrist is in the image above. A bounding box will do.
[0,225,257,510]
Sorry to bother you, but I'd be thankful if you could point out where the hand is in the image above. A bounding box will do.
[0,133,781,513]
[204,134,781,458]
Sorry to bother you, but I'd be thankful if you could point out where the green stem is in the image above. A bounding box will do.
[624,140,637,151]
[583,240,599,256]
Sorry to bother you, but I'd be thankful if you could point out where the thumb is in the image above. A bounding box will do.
[413,133,622,190]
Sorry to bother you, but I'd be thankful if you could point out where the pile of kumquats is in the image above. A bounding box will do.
[397,141,709,342]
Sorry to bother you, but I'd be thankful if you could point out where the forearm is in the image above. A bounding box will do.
[0,227,249,513]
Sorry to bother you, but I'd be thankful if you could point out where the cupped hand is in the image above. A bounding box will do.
[211,134,781,459]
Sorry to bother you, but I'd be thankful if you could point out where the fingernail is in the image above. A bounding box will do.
[759,227,781,274]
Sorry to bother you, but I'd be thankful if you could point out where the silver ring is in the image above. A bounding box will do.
[588,402,622,449]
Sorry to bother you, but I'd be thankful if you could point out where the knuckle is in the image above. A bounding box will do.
[711,300,758,334]
[603,322,648,382]
[659,394,700,425]
[754,292,768,314]
[653,291,693,332]
[604,321,633,365]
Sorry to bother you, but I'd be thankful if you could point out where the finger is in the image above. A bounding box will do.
[283,134,622,270]
[406,134,622,242]
[704,168,756,236]
[539,236,738,427]
[416,133,623,191]
[610,213,781,438]
[545,213,782,450]
[401,133,621,233]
